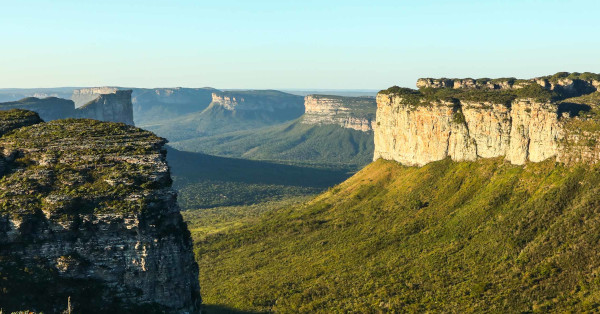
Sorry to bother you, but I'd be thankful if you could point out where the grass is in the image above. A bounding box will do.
[189,157,600,312]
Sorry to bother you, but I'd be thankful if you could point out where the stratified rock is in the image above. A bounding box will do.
[75,90,135,125]
[0,114,200,313]
[301,95,376,132]
[374,73,600,167]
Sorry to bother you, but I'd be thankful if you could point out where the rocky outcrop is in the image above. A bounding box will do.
[417,72,600,98]
[301,95,376,132]
[0,89,134,125]
[72,87,120,107]
[0,111,200,313]
[75,90,135,125]
[374,73,600,166]
[132,87,217,125]
[210,90,304,114]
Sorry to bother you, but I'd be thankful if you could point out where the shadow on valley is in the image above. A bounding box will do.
[167,147,354,209]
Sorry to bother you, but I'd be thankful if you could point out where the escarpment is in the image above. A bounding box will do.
[210,90,304,117]
[75,90,135,125]
[374,72,600,166]
[302,95,376,132]
[0,110,200,312]
[0,89,134,126]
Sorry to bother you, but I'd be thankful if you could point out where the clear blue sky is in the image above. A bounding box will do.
[1,0,598,89]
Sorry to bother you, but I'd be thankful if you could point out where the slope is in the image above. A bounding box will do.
[167,148,353,209]
[144,90,304,142]
[170,118,374,167]
[190,157,600,312]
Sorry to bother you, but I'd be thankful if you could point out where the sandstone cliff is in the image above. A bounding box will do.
[301,95,376,132]
[75,90,135,125]
[72,87,120,107]
[210,90,304,115]
[0,110,200,312]
[374,73,600,166]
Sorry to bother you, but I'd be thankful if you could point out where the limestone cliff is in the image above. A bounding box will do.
[75,90,135,125]
[0,110,200,313]
[72,87,120,107]
[210,90,304,115]
[301,95,376,132]
[374,73,600,166]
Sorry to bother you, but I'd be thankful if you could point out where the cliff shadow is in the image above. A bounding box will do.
[166,147,355,209]
[558,102,592,118]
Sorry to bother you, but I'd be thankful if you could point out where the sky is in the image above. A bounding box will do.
[0,0,599,89]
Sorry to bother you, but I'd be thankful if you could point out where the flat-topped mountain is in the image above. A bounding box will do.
[0,90,134,125]
[0,110,199,312]
[302,95,376,132]
[170,94,375,167]
[374,72,600,166]
[145,90,305,141]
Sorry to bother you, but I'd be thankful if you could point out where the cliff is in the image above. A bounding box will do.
[76,90,135,125]
[374,72,600,166]
[0,110,200,312]
[301,95,376,132]
[0,90,134,126]
[72,87,120,107]
[210,90,304,116]
[132,87,218,125]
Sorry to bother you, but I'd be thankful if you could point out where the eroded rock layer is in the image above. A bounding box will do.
[374,73,600,166]
[302,95,376,132]
[0,110,200,313]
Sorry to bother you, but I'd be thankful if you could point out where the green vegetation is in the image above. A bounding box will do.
[190,158,600,312]
[170,119,374,168]
[0,118,166,218]
[167,148,354,209]
[144,90,304,142]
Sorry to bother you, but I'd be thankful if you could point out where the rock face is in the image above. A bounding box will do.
[374,72,600,166]
[210,90,304,116]
[0,110,200,313]
[75,90,135,125]
[301,95,376,132]
[416,72,600,97]
[132,87,217,125]
[0,89,135,126]
[72,87,120,107]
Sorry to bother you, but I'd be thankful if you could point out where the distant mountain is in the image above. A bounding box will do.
[0,87,77,102]
[145,90,305,142]
[132,87,218,125]
[170,94,377,167]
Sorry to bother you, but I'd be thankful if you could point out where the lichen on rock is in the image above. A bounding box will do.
[0,111,200,313]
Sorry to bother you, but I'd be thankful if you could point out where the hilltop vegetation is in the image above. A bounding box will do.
[170,119,374,168]
[190,158,600,312]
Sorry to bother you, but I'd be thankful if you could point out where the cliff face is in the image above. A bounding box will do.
[301,95,376,132]
[132,87,217,125]
[210,90,304,115]
[0,110,200,313]
[72,87,120,107]
[76,90,135,125]
[374,73,600,166]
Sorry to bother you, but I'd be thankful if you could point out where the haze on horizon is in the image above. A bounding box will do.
[1,0,599,90]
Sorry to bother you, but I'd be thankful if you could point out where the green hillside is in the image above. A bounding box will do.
[188,158,600,312]
[171,118,374,167]
[167,148,353,209]
[144,90,304,142]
